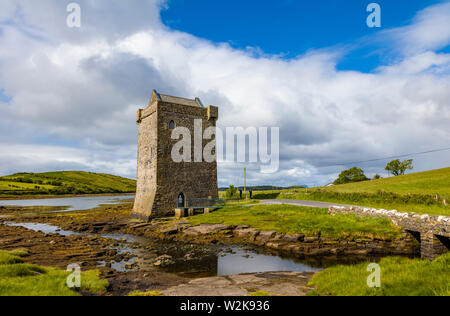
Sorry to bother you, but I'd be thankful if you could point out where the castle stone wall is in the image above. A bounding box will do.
[132,92,218,221]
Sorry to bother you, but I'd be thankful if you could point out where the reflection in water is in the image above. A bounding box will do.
[217,247,320,276]
[5,222,80,236]
[0,195,134,213]
[4,222,138,242]
[159,245,321,278]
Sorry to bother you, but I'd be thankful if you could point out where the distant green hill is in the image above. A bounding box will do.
[253,168,450,216]
[0,171,136,196]
[323,167,450,196]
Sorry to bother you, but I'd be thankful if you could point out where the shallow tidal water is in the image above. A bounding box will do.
[3,221,321,276]
[217,246,321,276]
[3,221,139,272]
[0,195,134,213]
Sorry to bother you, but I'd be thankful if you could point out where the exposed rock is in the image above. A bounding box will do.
[159,226,178,235]
[304,237,319,243]
[153,255,174,267]
[130,223,152,229]
[234,228,260,240]
[256,231,277,243]
[125,263,135,270]
[92,222,109,227]
[183,224,231,236]
[176,223,192,231]
[282,234,305,242]
[266,242,282,250]
[162,271,316,297]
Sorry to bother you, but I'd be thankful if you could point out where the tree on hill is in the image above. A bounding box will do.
[334,167,369,185]
[385,159,414,176]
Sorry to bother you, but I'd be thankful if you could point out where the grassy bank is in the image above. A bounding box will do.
[253,168,450,216]
[188,204,402,240]
[0,171,136,197]
[0,249,108,296]
[309,253,450,296]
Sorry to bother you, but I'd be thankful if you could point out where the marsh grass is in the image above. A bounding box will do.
[188,204,401,240]
[308,253,450,296]
[0,249,108,296]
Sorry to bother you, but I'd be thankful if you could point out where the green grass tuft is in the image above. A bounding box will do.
[7,248,29,257]
[309,253,450,296]
[0,249,109,296]
[0,250,26,265]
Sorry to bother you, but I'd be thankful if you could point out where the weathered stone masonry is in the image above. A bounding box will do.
[132,91,219,221]
[329,206,450,260]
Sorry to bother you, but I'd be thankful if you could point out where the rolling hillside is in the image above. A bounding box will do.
[0,171,136,197]
[253,168,450,215]
[323,167,450,196]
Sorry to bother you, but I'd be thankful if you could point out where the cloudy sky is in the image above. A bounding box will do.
[0,0,449,187]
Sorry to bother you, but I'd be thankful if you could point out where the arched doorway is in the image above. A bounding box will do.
[177,193,185,208]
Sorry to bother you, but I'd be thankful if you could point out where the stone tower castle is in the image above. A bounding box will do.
[132,90,219,221]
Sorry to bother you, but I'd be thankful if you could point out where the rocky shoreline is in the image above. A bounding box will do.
[129,220,420,260]
[0,201,422,296]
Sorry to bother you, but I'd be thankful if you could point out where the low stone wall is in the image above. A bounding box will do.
[329,206,450,260]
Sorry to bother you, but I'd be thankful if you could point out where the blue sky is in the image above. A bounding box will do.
[0,89,12,103]
[161,0,442,72]
[0,0,449,186]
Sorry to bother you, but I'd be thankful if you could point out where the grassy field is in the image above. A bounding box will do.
[0,248,108,296]
[320,167,450,195]
[309,253,450,296]
[188,204,402,240]
[0,171,136,197]
[252,168,450,216]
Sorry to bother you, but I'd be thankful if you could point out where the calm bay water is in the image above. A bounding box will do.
[0,195,134,212]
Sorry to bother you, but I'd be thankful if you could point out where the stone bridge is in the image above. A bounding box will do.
[329,206,450,260]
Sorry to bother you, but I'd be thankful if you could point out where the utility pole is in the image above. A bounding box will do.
[244,168,247,199]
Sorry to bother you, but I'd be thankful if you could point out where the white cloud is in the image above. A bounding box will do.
[385,1,450,55]
[0,1,449,186]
